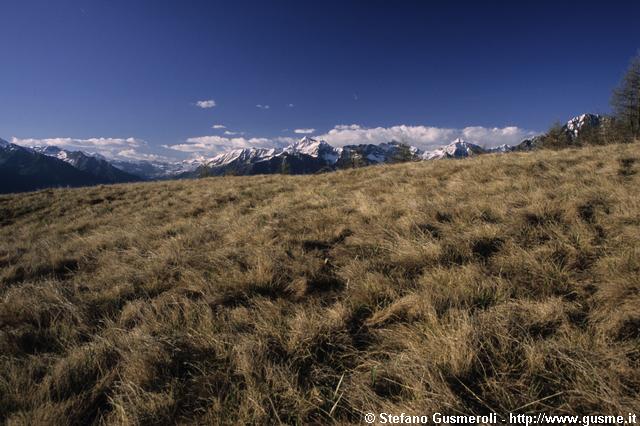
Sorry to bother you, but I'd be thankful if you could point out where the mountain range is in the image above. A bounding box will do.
[31,146,140,184]
[0,139,132,194]
[0,113,603,194]
[176,113,607,178]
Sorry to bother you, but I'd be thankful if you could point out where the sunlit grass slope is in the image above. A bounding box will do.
[1,143,639,424]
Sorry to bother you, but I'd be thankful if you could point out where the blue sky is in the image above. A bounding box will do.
[1,0,639,160]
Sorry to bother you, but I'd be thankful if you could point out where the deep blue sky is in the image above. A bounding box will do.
[1,0,639,159]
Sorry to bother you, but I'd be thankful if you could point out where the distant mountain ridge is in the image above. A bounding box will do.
[0,113,607,193]
[191,137,514,177]
[0,140,106,194]
[189,137,423,177]
[189,113,607,177]
[110,158,202,180]
[32,146,140,183]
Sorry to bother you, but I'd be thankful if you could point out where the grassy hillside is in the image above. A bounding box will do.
[1,143,639,424]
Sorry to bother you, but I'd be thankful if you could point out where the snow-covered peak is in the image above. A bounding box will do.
[566,113,601,138]
[299,136,316,145]
[206,147,278,167]
[422,138,485,160]
[285,137,330,155]
[444,139,483,155]
[284,137,342,164]
[285,137,322,155]
[202,136,345,169]
[422,149,446,160]
[207,149,244,166]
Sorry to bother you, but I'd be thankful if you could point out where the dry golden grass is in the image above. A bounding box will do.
[1,143,639,424]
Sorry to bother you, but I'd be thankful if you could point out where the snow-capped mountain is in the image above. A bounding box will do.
[207,147,280,168]
[191,135,541,178]
[5,140,202,181]
[193,138,335,177]
[204,137,342,170]
[32,146,140,183]
[509,113,604,151]
[422,138,485,160]
[32,146,75,163]
[565,113,602,139]
[1,141,109,194]
[191,137,425,177]
[285,137,342,164]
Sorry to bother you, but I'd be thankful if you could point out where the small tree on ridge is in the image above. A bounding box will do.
[611,52,640,139]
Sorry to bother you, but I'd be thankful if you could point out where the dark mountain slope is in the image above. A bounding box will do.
[0,141,104,194]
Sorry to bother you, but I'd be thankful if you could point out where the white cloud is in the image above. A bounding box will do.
[196,99,216,108]
[333,124,362,131]
[256,104,270,109]
[460,126,533,146]
[212,124,226,129]
[9,136,168,161]
[166,135,291,156]
[224,130,244,136]
[116,149,172,162]
[316,124,539,150]
[294,128,316,134]
[316,125,455,149]
[288,103,295,107]
[11,136,144,152]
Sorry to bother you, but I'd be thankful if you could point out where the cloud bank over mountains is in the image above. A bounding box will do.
[166,136,293,154]
[166,124,539,156]
[11,124,540,159]
[319,124,538,150]
[10,137,171,162]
